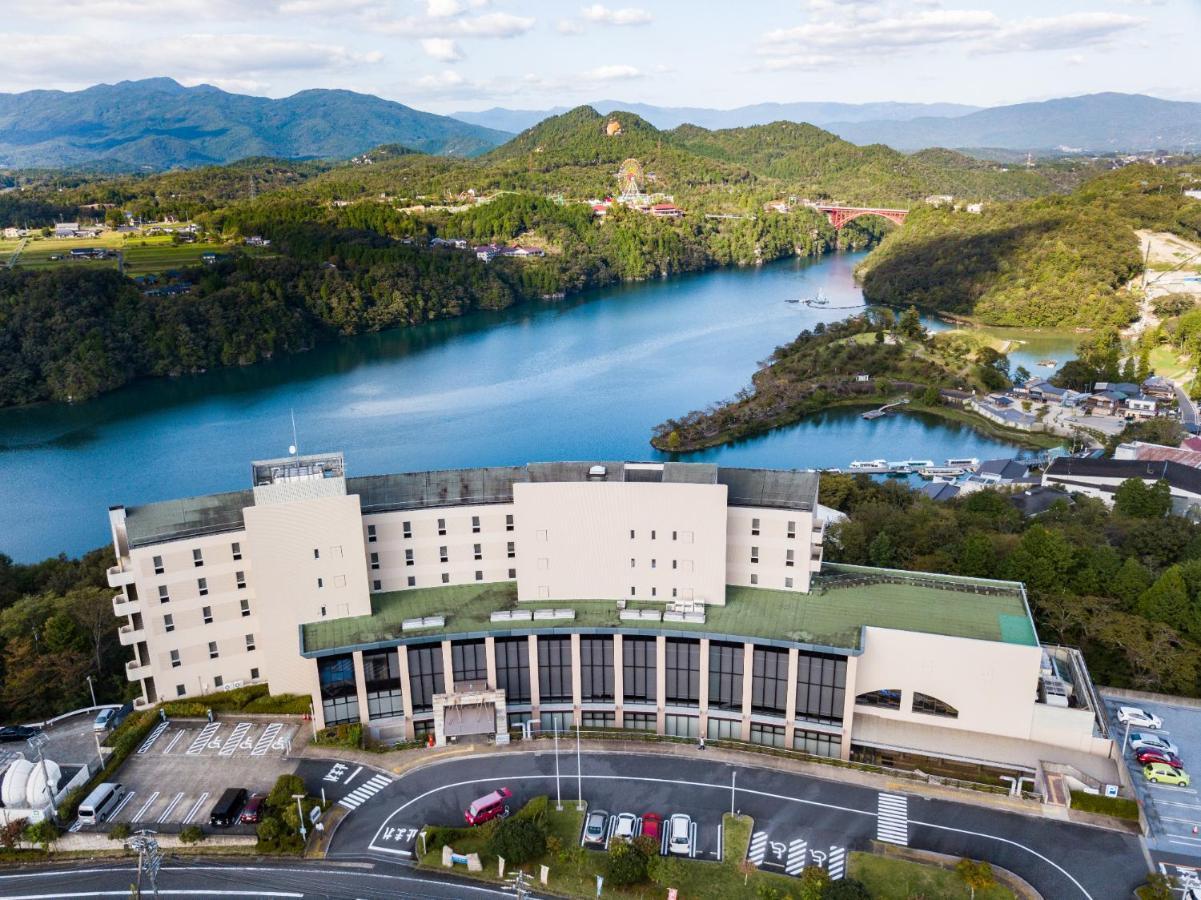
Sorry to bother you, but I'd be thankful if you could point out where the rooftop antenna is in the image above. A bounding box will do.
[289,408,299,458]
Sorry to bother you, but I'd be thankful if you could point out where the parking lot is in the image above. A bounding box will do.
[1103,695,1201,858]
[73,718,300,833]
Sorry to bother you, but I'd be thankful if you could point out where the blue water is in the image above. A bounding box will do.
[0,252,1069,561]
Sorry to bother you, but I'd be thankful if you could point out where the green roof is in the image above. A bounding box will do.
[300,565,1036,656]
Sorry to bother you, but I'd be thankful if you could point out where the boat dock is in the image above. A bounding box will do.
[861,399,910,419]
[827,457,980,478]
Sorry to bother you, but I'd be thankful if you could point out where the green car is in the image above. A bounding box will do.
[1143,762,1191,787]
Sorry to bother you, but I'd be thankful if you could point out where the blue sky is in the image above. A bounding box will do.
[2,0,1197,113]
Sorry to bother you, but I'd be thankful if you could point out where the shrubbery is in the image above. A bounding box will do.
[487,818,546,865]
[312,723,363,749]
[159,684,309,717]
[255,773,313,854]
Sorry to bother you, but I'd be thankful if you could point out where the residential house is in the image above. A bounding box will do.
[1042,457,1201,514]
[1125,396,1158,419]
[649,203,683,218]
[1114,441,1201,468]
[1010,487,1072,518]
[54,222,78,238]
[919,481,961,502]
[1141,376,1176,401]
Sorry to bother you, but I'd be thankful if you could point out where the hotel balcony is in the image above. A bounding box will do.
[125,658,151,681]
[112,593,140,617]
[133,696,153,711]
[118,621,146,646]
[107,558,135,588]
[812,522,825,544]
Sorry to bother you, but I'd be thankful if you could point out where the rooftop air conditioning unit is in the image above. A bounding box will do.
[588,465,607,478]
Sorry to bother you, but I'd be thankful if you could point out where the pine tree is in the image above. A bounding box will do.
[1137,566,1191,632]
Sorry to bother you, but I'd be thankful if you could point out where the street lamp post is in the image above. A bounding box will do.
[1122,719,1132,754]
[576,722,584,811]
[292,794,307,843]
[85,675,97,708]
[730,770,737,817]
[553,725,562,811]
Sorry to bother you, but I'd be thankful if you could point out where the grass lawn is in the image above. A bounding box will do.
[849,852,1015,900]
[1148,345,1193,386]
[123,241,230,275]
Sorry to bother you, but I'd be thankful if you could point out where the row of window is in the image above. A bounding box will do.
[157,571,247,603]
[367,515,516,543]
[171,666,260,698]
[152,543,242,575]
[747,518,806,539]
[370,568,518,592]
[747,574,798,589]
[625,530,695,542]
[162,598,251,634]
[748,547,798,566]
[628,558,694,570]
[371,542,518,570]
[168,633,256,668]
[855,689,959,719]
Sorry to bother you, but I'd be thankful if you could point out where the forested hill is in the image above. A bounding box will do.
[857,165,1201,328]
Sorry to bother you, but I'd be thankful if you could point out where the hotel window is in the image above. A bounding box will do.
[158,585,170,604]
[507,542,515,559]
[198,577,208,596]
[581,712,615,729]
[214,676,224,688]
[231,541,242,560]
[176,684,186,697]
[245,633,255,652]
[672,560,677,570]
[407,643,445,713]
[630,586,636,596]
[367,524,377,543]
[750,574,758,585]
[373,579,382,590]
[630,530,636,539]
[202,605,213,625]
[475,570,483,581]
[787,521,796,539]
[506,514,514,532]
[750,723,785,748]
[750,547,759,564]
[624,712,656,731]
[153,555,164,575]
[370,552,380,570]
[364,649,403,720]
[538,636,573,703]
[785,577,794,589]
[751,647,789,715]
[163,614,174,633]
[403,521,412,539]
[452,639,488,684]
[472,515,481,533]
[508,568,516,579]
[651,559,657,569]
[496,638,531,704]
[751,518,760,536]
[439,546,448,563]
[236,571,246,590]
[665,638,700,707]
[193,548,204,568]
[855,688,901,710]
[407,576,416,587]
[441,573,450,584]
[405,549,414,567]
[672,531,677,541]
[316,578,323,588]
[318,654,359,726]
[797,652,848,724]
[707,717,739,740]
[664,714,699,738]
[208,641,219,659]
[793,728,841,759]
[623,637,656,703]
[708,641,743,712]
[170,649,181,668]
[250,667,260,680]
[437,518,446,536]
[313,548,320,559]
[651,530,656,540]
[786,549,795,568]
[630,558,636,568]
[580,637,614,702]
[473,543,482,561]
[912,693,959,719]
[651,587,657,597]
[240,599,250,617]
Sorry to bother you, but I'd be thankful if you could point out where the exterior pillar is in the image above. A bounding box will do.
[397,645,415,741]
[351,650,371,727]
[840,655,858,761]
[527,635,541,725]
[783,648,799,749]
[612,635,624,728]
[570,633,582,727]
[740,642,754,742]
[655,635,666,734]
[485,636,498,691]
[697,638,710,738]
[441,640,455,693]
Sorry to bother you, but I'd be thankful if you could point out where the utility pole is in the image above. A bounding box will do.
[505,868,535,900]
[576,722,584,811]
[125,830,162,898]
[553,725,562,811]
[293,794,308,843]
[27,734,55,824]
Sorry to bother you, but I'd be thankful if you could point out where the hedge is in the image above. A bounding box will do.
[158,683,310,717]
[313,723,363,749]
[1070,791,1140,821]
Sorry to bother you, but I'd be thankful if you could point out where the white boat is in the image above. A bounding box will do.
[945,457,979,467]
[906,459,935,468]
[849,459,887,469]
[887,461,912,473]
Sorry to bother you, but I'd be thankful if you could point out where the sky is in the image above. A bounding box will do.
[1,0,1198,114]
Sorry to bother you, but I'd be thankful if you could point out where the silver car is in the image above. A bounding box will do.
[584,809,609,845]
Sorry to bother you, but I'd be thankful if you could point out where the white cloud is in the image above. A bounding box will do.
[979,13,1145,53]
[764,10,998,51]
[379,11,534,38]
[760,54,837,71]
[580,4,652,26]
[556,18,585,34]
[416,69,466,89]
[421,37,463,61]
[426,0,463,16]
[583,64,642,81]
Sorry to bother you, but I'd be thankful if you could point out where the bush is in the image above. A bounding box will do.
[821,879,872,900]
[22,820,58,850]
[158,684,311,717]
[0,818,27,850]
[267,774,307,812]
[312,723,363,749]
[487,818,546,866]
[179,825,206,844]
[513,794,549,826]
[605,836,651,886]
[108,822,131,841]
[1069,791,1140,820]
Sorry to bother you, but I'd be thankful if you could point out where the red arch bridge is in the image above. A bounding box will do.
[813,204,909,230]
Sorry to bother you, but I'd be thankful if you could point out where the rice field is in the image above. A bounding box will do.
[3,231,232,275]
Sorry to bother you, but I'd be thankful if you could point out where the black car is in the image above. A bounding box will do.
[0,725,40,743]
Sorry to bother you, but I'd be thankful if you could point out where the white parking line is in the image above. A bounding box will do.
[132,791,160,822]
[156,793,185,824]
[785,838,807,876]
[181,792,210,825]
[162,730,184,754]
[1148,784,1197,794]
[136,722,169,754]
[828,845,846,880]
[338,773,392,810]
[251,723,283,756]
[1152,799,1201,810]
[186,722,220,754]
[219,722,253,757]
[109,791,136,820]
[688,820,697,858]
[343,765,363,787]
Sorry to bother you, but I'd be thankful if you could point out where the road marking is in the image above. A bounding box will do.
[785,838,807,876]
[1151,799,1201,810]
[877,793,909,845]
[219,722,252,757]
[162,730,184,754]
[156,793,184,824]
[137,722,169,754]
[186,722,220,754]
[1159,816,1201,825]
[132,791,160,822]
[748,830,768,865]
[828,845,846,880]
[1147,784,1197,794]
[181,792,210,825]
[689,819,697,858]
[343,765,363,787]
[0,893,302,899]
[109,791,136,820]
[338,773,392,810]
[251,722,283,756]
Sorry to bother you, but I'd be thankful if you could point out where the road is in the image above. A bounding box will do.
[1175,381,1198,430]
[302,750,1147,899]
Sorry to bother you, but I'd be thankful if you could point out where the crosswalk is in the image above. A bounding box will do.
[747,830,768,865]
[785,838,807,876]
[338,772,392,810]
[877,793,909,845]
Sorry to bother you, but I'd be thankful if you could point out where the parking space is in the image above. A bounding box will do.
[1103,695,1201,858]
[71,718,299,834]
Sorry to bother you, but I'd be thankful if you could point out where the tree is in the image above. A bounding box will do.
[898,305,923,339]
[487,818,546,866]
[1115,478,1171,518]
[956,532,996,578]
[605,836,650,885]
[956,858,995,899]
[1013,365,1031,385]
[1137,566,1192,632]
[821,879,872,900]
[1003,525,1075,595]
[867,531,898,568]
[22,820,58,850]
[0,818,27,850]
[647,851,685,888]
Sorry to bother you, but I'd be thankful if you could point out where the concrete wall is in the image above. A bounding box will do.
[725,507,818,593]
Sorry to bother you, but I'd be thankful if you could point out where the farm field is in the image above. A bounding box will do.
[3,231,232,275]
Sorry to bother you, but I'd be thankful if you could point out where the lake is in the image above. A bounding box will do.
[0,251,1079,562]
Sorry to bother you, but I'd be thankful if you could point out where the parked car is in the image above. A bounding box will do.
[1130,733,1180,755]
[1136,747,1185,769]
[1117,706,1163,729]
[464,788,512,826]
[613,812,637,840]
[239,793,266,824]
[93,708,117,732]
[0,725,40,743]
[1143,763,1190,787]
[209,787,248,827]
[641,812,662,841]
[668,813,692,855]
[583,809,609,846]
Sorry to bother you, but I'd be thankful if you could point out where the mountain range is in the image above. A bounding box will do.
[0,78,508,169]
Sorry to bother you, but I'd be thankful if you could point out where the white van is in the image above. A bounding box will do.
[78,782,125,825]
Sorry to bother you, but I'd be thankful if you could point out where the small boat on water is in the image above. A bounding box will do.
[808,289,830,306]
[906,459,935,469]
[785,297,800,304]
[945,457,979,468]
[1037,359,1057,368]
[887,461,912,474]
[849,459,887,470]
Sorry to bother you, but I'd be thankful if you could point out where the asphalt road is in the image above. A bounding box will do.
[302,750,1148,899]
[1175,382,1199,430]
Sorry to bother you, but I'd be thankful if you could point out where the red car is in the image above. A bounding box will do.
[239,793,266,824]
[641,812,662,841]
[464,787,513,826]
[1136,747,1184,769]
